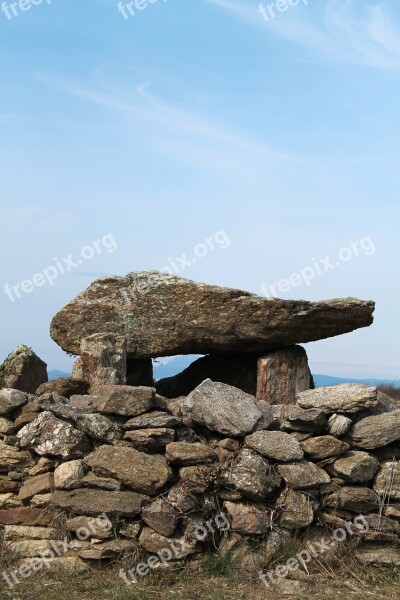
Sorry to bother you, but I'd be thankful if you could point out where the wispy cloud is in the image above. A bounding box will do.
[204,0,400,69]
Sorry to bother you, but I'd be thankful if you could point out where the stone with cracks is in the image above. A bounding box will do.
[0,441,34,472]
[297,384,378,414]
[165,442,217,466]
[224,501,271,535]
[18,473,54,501]
[96,384,155,417]
[182,379,263,436]
[256,346,312,404]
[50,488,148,517]
[277,460,330,490]
[277,489,314,530]
[0,345,47,394]
[124,411,182,430]
[41,403,122,443]
[80,333,127,392]
[374,461,400,500]
[141,498,178,537]
[327,414,353,437]
[345,410,400,449]
[50,271,375,358]
[220,448,281,501]
[324,486,379,513]
[85,445,171,495]
[16,411,91,459]
[301,436,350,460]
[244,431,304,462]
[0,389,29,416]
[331,451,379,483]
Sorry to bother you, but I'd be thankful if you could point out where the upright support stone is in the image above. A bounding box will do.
[127,358,154,387]
[81,334,127,393]
[256,346,312,405]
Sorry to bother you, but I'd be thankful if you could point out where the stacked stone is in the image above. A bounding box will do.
[1,377,399,570]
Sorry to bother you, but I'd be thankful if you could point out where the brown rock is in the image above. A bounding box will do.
[278,489,314,529]
[18,473,54,501]
[245,431,304,462]
[165,442,216,466]
[96,384,155,416]
[80,333,127,392]
[220,448,281,501]
[0,345,47,394]
[224,501,271,534]
[141,498,178,536]
[324,486,379,512]
[256,346,312,405]
[0,507,57,526]
[0,441,34,472]
[36,378,89,399]
[301,436,350,460]
[331,451,379,483]
[277,460,330,490]
[50,488,148,517]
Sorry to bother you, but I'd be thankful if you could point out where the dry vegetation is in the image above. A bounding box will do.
[377,384,400,403]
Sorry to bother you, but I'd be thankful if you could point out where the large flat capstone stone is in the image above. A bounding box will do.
[50,271,375,358]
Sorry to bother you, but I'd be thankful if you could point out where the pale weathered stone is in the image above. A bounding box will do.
[278,489,314,530]
[245,430,303,462]
[50,271,375,358]
[225,501,271,534]
[356,545,400,566]
[82,473,121,491]
[42,403,122,442]
[331,451,379,483]
[66,515,113,540]
[301,436,350,460]
[96,384,155,416]
[50,488,148,517]
[183,379,262,436]
[179,465,218,493]
[80,333,127,392]
[0,494,23,509]
[374,461,400,500]
[327,414,353,436]
[277,460,330,490]
[345,410,400,449]
[297,384,378,414]
[0,345,47,394]
[0,388,28,415]
[124,428,175,451]
[220,448,281,501]
[4,525,59,541]
[138,527,197,558]
[5,539,61,558]
[54,460,85,490]
[77,539,133,560]
[256,346,311,405]
[85,445,171,495]
[167,482,201,514]
[17,411,91,459]
[141,498,178,537]
[165,442,216,466]
[0,416,15,434]
[0,477,20,493]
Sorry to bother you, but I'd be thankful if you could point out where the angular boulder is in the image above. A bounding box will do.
[50,271,375,358]
[85,445,171,495]
[36,378,89,399]
[277,460,330,490]
[42,403,122,443]
[331,451,379,483]
[345,409,400,449]
[0,345,47,394]
[374,461,400,500]
[80,333,127,392]
[297,384,378,413]
[0,389,28,416]
[224,501,271,535]
[50,488,147,517]
[182,379,262,436]
[256,346,312,404]
[220,448,281,501]
[244,431,304,462]
[96,385,155,417]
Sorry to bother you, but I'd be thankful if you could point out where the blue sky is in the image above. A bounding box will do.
[0,0,399,379]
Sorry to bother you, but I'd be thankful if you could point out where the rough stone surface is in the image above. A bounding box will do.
[54,460,85,490]
[124,411,182,430]
[356,545,400,566]
[0,507,56,526]
[327,414,353,437]
[0,345,47,393]
[220,448,281,501]
[0,388,29,416]
[50,488,148,517]
[277,460,330,489]
[66,515,113,540]
[301,436,350,460]
[245,431,304,462]
[331,451,379,483]
[278,489,314,529]
[256,346,312,405]
[3,525,59,541]
[50,271,375,358]
[36,378,89,399]
[124,428,175,451]
[80,333,127,392]
[345,410,400,449]
[17,411,91,459]
[224,501,271,534]
[18,473,54,501]
[165,442,216,465]
[96,385,155,416]
[183,379,262,436]
[324,486,379,512]
[0,441,34,472]
[85,445,171,495]
[141,498,178,537]
[374,461,400,500]
[297,384,378,414]
[280,405,327,433]
[138,527,197,558]
[42,403,122,442]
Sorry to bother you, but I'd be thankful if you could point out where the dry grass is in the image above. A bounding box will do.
[377,384,400,403]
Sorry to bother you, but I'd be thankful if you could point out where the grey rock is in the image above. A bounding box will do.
[96,384,155,417]
[277,489,314,529]
[182,379,262,436]
[220,448,281,501]
[80,333,127,392]
[280,405,327,433]
[0,345,47,394]
[297,384,378,414]
[41,402,122,442]
[324,486,379,512]
[36,378,89,399]
[345,409,400,449]
[277,460,330,490]
[301,435,350,460]
[0,389,28,416]
[331,451,379,483]
[124,411,182,430]
[245,431,304,462]
[141,498,178,537]
[327,414,353,436]
[374,461,400,500]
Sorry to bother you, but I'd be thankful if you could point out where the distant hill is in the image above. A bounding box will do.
[313,374,396,387]
[48,369,70,381]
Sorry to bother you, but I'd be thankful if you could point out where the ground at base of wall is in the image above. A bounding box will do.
[0,557,398,600]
